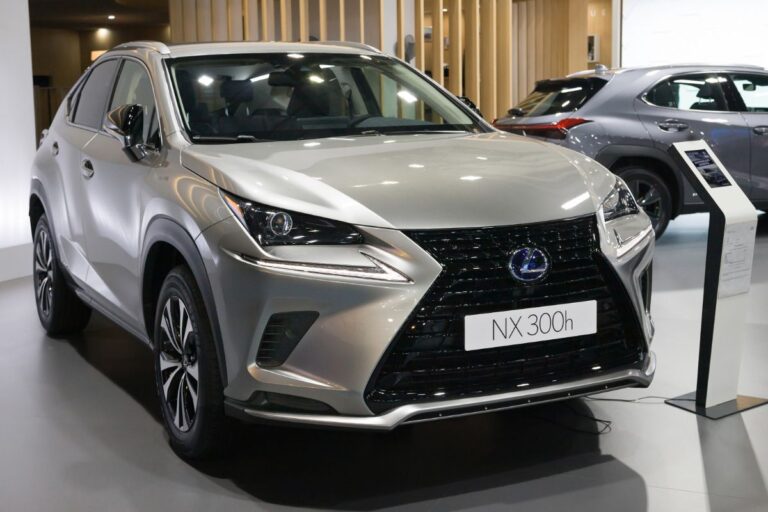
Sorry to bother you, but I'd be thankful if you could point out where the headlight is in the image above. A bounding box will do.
[600,178,639,221]
[222,191,364,246]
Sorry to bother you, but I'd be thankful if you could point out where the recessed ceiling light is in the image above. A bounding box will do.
[107,14,115,20]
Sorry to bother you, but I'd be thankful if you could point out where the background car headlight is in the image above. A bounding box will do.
[601,178,640,221]
[222,191,364,246]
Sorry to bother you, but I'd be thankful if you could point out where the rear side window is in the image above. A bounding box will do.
[729,73,768,112]
[72,59,119,130]
[512,78,607,117]
[645,74,729,111]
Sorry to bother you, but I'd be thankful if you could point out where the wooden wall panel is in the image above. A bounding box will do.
[431,0,444,86]
[319,0,328,40]
[479,0,496,118]
[196,0,212,42]
[464,0,480,103]
[169,0,184,43]
[396,0,406,59]
[414,0,425,71]
[244,0,259,40]
[211,0,228,41]
[447,0,462,95]
[182,0,197,41]
[496,0,512,116]
[299,0,310,41]
[228,0,243,40]
[279,0,292,41]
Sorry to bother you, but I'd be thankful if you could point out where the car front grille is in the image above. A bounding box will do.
[365,215,646,413]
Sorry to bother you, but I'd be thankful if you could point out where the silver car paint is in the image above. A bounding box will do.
[31,42,655,426]
[496,64,768,209]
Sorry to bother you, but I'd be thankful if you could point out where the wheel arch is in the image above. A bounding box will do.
[141,217,228,385]
[595,145,684,218]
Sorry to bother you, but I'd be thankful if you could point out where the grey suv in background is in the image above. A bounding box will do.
[494,64,768,237]
[30,41,655,459]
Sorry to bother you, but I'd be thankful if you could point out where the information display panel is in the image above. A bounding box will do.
[666,141,764,419]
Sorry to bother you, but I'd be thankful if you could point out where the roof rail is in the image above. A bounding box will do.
[310,40,382,53]
[113,41,171,55]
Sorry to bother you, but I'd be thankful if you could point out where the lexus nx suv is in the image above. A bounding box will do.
[30,41,655,459]
[494,64,768,237]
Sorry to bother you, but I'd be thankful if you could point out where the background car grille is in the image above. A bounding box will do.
[365,215,646,413]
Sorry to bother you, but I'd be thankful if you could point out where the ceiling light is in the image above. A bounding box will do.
[107,14,116,20]
[308,74,324,84]
[197,75,214,86]
[460,175,482,181]
[287,53,304,59]
[250,74,269,82]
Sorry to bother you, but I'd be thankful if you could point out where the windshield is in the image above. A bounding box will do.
[168,52,481,142]
[512,77,607,117]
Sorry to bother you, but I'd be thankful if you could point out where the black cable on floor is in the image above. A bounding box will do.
[532,401,614,436]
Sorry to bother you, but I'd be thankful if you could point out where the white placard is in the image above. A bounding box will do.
[464,300,597,351]
[719,221,757,298]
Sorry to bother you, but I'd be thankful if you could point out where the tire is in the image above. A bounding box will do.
[615,166,673,238]
[33,215,91,336]
[153,265,230,459]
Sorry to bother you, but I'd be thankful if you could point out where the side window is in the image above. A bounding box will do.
[72,59,119,129]
[646,74,729,111]
[729,73,768,112]
[110,60,160,146]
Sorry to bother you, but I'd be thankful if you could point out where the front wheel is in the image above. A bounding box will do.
[153,265,230,459]
[615,166,673,238]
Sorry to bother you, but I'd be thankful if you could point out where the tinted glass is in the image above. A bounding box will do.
[110,60,160,145]
[168,53,480,142]
[730,73,768,112]
[646,74,729,111]
[72,59,119,129]
[512,78,607,117]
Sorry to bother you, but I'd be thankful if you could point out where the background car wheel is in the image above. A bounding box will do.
[153,265,229,459]
[33,215,91,336]
[615,166,673,238]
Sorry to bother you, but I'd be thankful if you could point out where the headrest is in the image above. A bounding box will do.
[220,79,254,103]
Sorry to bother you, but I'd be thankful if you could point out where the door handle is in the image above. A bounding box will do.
[753,126,768,136]
[51,141,59,156]
[80,159,95,179]
[657,119,689,132]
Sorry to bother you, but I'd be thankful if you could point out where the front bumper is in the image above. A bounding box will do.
[196,212,655,426]
[226,352,655,430]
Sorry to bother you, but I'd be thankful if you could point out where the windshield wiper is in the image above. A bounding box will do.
[374,129,471,136]
[191,135,273,143]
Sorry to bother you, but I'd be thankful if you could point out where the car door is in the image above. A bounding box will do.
[79,58,163,326]
[728,72,768,201]
[52,59,120,283]
[634,72,752,201]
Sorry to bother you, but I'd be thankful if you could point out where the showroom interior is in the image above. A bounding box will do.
[1,0,768,511]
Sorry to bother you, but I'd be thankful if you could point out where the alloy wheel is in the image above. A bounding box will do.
[34,229,54,318]
[159,296,199,433]
[627,178,664,230]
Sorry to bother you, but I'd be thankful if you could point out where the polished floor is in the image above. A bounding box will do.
[1,213,768,512]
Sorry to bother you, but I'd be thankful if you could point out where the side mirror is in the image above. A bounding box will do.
[458,95,484,119]
[104,104,148,161]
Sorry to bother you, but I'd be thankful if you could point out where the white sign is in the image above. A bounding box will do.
[464,300,597,351]
[719,221,757,298]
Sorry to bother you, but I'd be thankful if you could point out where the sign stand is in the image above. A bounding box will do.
[665,141,766,419]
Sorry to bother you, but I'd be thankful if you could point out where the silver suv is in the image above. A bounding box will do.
[30,41,655,459]
[494,64,768,237]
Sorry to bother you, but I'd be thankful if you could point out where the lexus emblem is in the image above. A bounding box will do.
[509,247,550,283]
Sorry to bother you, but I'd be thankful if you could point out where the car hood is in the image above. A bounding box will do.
[181,132,615,230]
